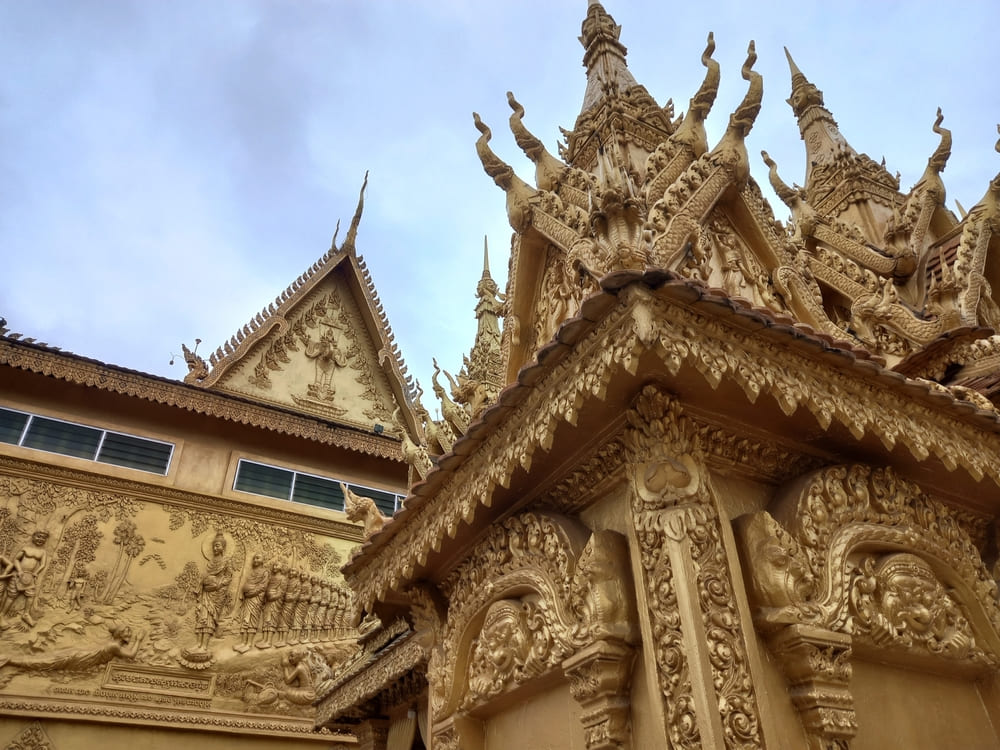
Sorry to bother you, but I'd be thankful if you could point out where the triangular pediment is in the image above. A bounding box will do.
[183,245,415,439]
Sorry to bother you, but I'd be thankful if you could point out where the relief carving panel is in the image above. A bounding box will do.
[0,470,361,735]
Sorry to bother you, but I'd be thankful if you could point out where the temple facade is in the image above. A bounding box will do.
[315,3,1000,750]
[4,2,1000,750]
[0,184,421,749]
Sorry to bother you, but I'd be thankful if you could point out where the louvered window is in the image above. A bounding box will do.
[233,458,402,515]
[0,406,173,475]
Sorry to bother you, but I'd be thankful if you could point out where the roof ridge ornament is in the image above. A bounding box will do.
[342,171,369,253]
[670,32,720,157]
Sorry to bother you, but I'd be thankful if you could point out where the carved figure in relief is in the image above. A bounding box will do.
[65,576,88,611]
[243,646,318,708]
[190,532,233,653]
[291,571,313,645]
[303,315,349,403]
[275,568,302,648]
[0,529,50,628]
[256,560,287,649]
[467,599,530,700]
[851,552,975,659]
[234,553,269,653]
[342,483,386,538]
[573,530,637,643]
[0,623,143,673]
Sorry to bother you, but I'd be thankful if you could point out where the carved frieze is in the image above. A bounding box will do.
[0,466,361,735]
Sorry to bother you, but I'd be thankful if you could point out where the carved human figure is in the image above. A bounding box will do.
[315,581,331,642]
[193,532,233,652]
[234,553,269,653]
[306,574,322,642]
[0,530,50,628]
[65,576,88,612]
[243,646,318,708]
[291,571,313,645]
[275,568,302,648]
[256,561,288,649]
[0,623,144,673]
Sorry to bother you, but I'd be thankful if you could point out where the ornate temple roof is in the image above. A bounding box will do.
[177,175,423,443]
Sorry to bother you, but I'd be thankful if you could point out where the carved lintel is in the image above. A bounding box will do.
[768,624,855,750]
[562,638,635,750]
[354,717,390,750]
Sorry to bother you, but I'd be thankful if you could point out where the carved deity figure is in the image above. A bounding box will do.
[304,321,348,402]
[851,552,975,659]
[0,529,50,628]
[192,532,233,652]
[234,553,269,653]
[467,599,530,701]
[0,623,143,673]
[256,561,288,649]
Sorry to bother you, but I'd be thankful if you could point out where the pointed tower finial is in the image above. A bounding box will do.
[784,47,825,118]
[482,235,491,279]
[342,171,369,252]
[578,1,639,114]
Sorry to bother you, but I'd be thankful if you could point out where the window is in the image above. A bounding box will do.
[233,459,402,515]
[0,406,174,475]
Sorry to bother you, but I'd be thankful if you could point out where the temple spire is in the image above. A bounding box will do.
[784,48,857,189]
[342,171,368,252]
[578,2,639,114]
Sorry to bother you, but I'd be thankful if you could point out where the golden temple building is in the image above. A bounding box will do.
[4,2,1000,749]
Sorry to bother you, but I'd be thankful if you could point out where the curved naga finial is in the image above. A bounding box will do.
[731,41,763,138]
[927,107,952,174]
[474,112,512,186]
[762,150,815,239]
[671,32,720,155]
[342,171,368,252]
[508,91,566,191]
[474,112,536,232]
[708,41,761,186]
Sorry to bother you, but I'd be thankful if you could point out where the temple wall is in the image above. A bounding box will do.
[0,717,350,750]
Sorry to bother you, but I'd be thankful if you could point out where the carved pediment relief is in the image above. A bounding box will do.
[429,512,637,724]
[211,276,401,434]
[735,464,1000,668]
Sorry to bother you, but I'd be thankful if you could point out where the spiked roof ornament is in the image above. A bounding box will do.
[342,170,369,253]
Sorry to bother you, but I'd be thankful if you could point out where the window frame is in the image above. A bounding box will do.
[0,405,175,476]
[232,457,403,515]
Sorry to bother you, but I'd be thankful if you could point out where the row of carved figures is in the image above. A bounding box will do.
[231,554,357,654]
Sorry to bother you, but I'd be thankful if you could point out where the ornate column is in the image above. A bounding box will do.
[623,385,767,749]
[563,639,635,750]
[767,624,856,750]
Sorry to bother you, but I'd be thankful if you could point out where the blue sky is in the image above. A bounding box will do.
[2,1,998,400]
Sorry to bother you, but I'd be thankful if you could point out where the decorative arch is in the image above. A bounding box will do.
[428,511,637,750]
[736,463,1000,748]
